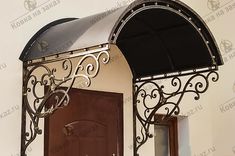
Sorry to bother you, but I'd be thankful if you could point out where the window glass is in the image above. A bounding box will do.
[154,125,170,156]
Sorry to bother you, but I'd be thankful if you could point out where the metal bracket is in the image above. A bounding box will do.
[21,45,110,156]
[133,68,219,155]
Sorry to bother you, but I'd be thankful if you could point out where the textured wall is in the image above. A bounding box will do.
[0,0,234,156]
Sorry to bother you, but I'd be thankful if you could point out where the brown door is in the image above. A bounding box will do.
[44,88,123,156]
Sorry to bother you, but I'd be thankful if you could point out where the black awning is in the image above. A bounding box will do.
[19,0,223,78]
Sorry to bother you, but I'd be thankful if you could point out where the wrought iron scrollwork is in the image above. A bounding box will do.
[21,49,110,155]
[134,69,219,155]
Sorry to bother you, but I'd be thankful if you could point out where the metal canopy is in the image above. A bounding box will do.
[19,0,223,79]
[19,1,224,156]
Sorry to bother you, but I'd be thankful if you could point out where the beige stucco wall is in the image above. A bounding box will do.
[0,0,235,156]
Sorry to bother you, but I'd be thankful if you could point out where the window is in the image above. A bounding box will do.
[154,115,178,156]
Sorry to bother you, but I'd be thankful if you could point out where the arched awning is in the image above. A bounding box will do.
[20,1,224,155]
[19,0,223,79]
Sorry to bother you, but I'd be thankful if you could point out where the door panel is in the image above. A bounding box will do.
[44,88,123,156]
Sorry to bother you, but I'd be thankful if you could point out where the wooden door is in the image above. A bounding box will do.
[44,88,123,156]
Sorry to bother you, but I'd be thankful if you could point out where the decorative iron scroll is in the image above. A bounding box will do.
[21,48,110,155]
[134,69,219,155]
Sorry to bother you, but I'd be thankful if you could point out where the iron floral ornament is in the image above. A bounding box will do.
[21,46,110,155]
[134,68,219,155]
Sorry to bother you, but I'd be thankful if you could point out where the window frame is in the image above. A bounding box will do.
[154,114,179,156]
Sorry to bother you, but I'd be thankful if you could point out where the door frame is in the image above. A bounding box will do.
[44,88,124,156]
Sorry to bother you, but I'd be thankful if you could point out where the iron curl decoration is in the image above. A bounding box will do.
[134,69,219,155]
[21,49,110,155]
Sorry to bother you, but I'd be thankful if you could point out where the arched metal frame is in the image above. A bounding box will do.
[110,0,222,78]
[19,0,223,156]
[109,1,222,155]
